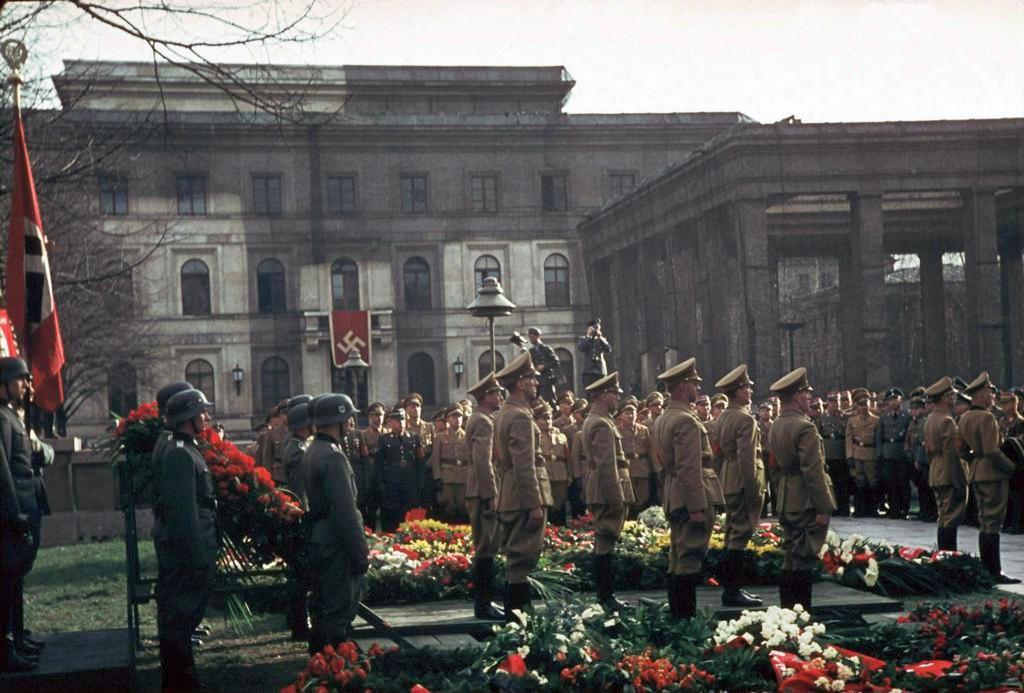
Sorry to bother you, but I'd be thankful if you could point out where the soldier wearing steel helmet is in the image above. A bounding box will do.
[302,393,370,653]
[280,397,314,641]
[153,387,218,691]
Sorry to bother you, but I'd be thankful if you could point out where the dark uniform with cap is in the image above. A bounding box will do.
[493,352,553,616]
[875,388,912,518]
[816,394,849,516]
[651,358,723,619]
[375,408,425,533]
[301,394,370,652]
[153,388,218,691]
[582,372,634,608]
[578,320,612,391]
[280,395,314,509]
[565,398,589,519]
[712,364,765,608]
[922,377,968,550]
[958,372,1020,584]
[464,373,505,620]
[768,367,836,610]
[527,327,561,405]
[907,394,937,522]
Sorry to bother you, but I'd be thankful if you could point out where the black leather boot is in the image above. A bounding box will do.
[779,570,795,609]
[504,582,532,623]
[674,573,698,619]
[981,532,1021,584]
[720,550,762,607]
[666,574,679,616]
[594,554,630,610]
[792,570,814,610]
[473,557,506,620]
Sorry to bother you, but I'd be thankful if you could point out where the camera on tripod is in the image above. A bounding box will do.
[509,331,529,350]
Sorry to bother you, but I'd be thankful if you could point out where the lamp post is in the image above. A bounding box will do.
[467,277,516,373]
[231,363,245,396]
[778,321,806,372]
[344,348,369,411]
[453,357,465,388]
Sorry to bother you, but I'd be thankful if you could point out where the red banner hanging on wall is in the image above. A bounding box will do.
[329,311,371,367]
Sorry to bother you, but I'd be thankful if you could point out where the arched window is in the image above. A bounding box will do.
[185,358,216,403]
[260,357,290,414]
[407,352,436,405]
[331,258,360,311]
[108,363,138,419]
[257,258,287,314]
[555,347,575,393]
[477,350,506,381]
[543,253,570,307]
[474,255,501,290]
[181,259,211,315]
[403,257,432,311]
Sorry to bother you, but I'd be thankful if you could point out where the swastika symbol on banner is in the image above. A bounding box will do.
[337,330,367,354]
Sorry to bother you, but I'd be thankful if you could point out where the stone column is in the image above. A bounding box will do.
[841,193,888,388]
[1002,231,1024,384]
[698,209,731,377]
[918,248,947,381]
[962,188,1003,376]
[669,225,699,359]
[733,198,782,385]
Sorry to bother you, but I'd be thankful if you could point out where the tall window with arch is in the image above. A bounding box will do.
[555,347,575,393]
[403,257,432,311]
[181,259,211,316]
[544,253,570,307]
[257,258,287,314]
[477,350,506,380]
[474,254,501,290]
[260,357,290,414]
[331,258,360,311]
[407,352,436,405]
[185,358,216,403]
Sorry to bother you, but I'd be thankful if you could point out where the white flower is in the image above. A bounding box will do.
[830,680,845,692]
[603,618,617,628]
[836,663,854,680]
[836,567,845,578]
[517,645,530,657]
[822,646,838,660]
[814,676,831,690]
[864,558,879,587]
[741,633,755,644]
[580,604,605,620]
[782,667,795,678]
[556,644,568,654]
[570,631,585,644]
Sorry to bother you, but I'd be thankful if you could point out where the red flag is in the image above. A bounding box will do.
[7,106,65,411]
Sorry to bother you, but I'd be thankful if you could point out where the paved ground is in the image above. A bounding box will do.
[827,515,1024,596]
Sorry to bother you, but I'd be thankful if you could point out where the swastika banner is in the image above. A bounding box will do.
[329,310,371,367]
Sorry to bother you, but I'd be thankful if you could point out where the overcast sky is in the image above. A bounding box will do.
[29,0,1024,123]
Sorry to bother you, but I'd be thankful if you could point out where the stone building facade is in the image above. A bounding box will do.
[52,61,751,434]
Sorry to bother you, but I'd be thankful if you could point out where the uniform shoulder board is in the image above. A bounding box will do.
[331,443,343,453]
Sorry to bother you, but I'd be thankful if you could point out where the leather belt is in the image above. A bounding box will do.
[441,459,466,467]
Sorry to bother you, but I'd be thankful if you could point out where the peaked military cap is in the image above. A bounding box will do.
[386,407,406,421]
[403,392,424,407]
[769,367,813,396]
[532,401,552,418]
[645,391,665,405]
[467,372,502,401]
[956,391,972,405]
[445,404,465,419]
[527,327,541,336]
[571,398,590,414]
[998,391,1019,405]
[711,393,729,407]
[431,406,448,422]
[366,401,386,416]
[850,387,870,403]
[884,387,904,401]
[952,376,969,392]
[586,371,623,396]
[910,397,926,408]
[657,357,702,384]
[715,364,753,393]
[826,391,841,401]
[619,400,637,413]
[557,390,576,405]
[923,376,954,401]
[909,386,926,399]
[964,371,996,395]
[495,351,539,388]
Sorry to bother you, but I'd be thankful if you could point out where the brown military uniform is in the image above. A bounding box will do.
[846,411,880,488]
[959,407,1015,534]
[494,399,553,583]
[436,427,469,520]
[620,422,653,515]
[716,403,766,551]
[924,411,968,530]
[582,401,635,554]
[769,411,836,571]
[465,409,500,558]
[257,424,288,485]
[652,399,723,576]
[540,426,571,521]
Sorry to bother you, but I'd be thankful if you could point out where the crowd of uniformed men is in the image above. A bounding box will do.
[133,336,1024,690]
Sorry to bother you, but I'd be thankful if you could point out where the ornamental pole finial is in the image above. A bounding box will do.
[2,39,27,86]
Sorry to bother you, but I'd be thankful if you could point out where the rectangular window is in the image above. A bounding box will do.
[609,173,636,198]
[541,174,567,212]
[176,175,207,216]
[326,176,357,215]
[471,175,498,213]
[400,175,428,214]
[98,175,128,215]
[253,175,282,216]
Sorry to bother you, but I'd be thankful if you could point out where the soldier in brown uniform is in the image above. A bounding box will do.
[256,399,289,485]
[434,405,470,522]
[581,372,634,609]
[535,403,571,526]
[758,402,777,516]
[464,373,505,620]
[846,388,880,517]
[998,392,1024,534]
[768,367,836,610]
[712,364,765,607]
[566,398,589,518]
[493,352,553,618]
[645,392,664,429]
[652,358,724,619]
[922,377,968,551]
[694,394,711,423]
[618,400,653,516]
[959,372,1020,583]
[358,403,386,530]
[553,391,575,434]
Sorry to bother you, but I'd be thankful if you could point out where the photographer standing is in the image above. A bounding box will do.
[527,328,561,405]
[578,319,612,391]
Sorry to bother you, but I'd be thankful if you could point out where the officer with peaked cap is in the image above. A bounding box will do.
[959,372,1020,583]
[651,358,723,619]
[876,387,912,519]
[464,372,506,620]
[153,388,217,690]
[617,399,653,517]
[582,372,634,609]
[846,387,880,517]
[535,401,571,527]
[768,367,836,610]
[922,377,968,551]
[374,407,424,533]
[712,365,765,607]
[493,352,553,620]
[301,393,369,653]
[357,402,387,530]
[565,397,590,519]
[435,404,470,521]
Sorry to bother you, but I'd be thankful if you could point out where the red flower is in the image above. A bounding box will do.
[410,685,431,693]
[498,653,528,677]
